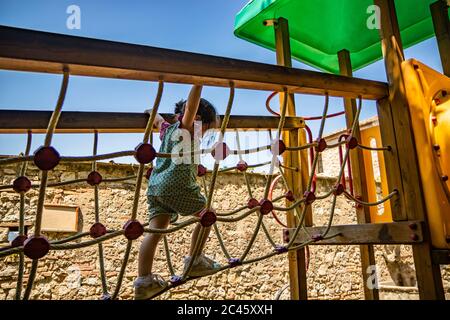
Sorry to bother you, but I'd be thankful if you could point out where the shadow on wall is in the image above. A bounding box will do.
[382,245,416,287]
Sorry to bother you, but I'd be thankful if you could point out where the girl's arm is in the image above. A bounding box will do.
[181,85,203,132]
[144,109,165,130]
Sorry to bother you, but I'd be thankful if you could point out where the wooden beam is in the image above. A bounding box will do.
[0,26,389,100]
[430,0,450,77]
[0,110,304,134]
[376,98,406,221]
[338,49,379,300]
[284,221,424,245]
[375,0,445,300]
[275,17,308,301]
[432,250,450,265]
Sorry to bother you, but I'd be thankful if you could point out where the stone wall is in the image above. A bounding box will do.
[1,162,449,300]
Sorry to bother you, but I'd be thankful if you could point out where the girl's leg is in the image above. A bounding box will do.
[138,214,171,277]
[189,222,211,256]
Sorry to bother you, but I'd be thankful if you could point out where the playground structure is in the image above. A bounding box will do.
[0,0,449,300]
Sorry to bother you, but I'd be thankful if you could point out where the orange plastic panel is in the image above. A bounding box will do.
[402,59,450,249]
[360,126,392,223]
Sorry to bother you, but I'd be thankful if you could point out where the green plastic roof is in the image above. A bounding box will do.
[234,0,449,74]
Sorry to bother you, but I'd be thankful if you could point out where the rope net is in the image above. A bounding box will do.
[0,75,396,300]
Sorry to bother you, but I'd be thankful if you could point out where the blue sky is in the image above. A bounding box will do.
[0,0,444,170]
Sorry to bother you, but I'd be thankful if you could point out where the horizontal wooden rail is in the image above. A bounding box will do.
[284,221,424,245]
[0,110,304,133]
[431,250,450,265]
[0,26,388,100]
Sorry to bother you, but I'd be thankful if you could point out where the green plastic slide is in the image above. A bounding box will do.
[234,0,449,74]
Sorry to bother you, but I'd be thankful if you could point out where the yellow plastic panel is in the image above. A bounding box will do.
[402,59,450,249]
[360,126,392,223]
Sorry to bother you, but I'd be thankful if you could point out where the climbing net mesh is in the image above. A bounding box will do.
[0,72,397,300]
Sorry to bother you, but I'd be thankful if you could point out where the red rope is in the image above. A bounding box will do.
[338,134,354,196]
[304,125,316,193]
[265,91,280,116]
[267,174,310,271]
[268,175,287,228]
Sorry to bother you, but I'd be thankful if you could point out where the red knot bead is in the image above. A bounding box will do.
[13,176,32,193]
[236,160,248,172]
[134,143,156,164]
[199,209,217,227]
[33,146,60,171]
[347,137,358,149]
[211,142,230,161]
[283,230,290,243]
[311,234,324,242]
[101,293,112,300]
[333,184,345,196]
[23,236,50,259]
[197,164,207,177]
[285,191,295,202]
[355,195,364,209]
[145,167,153,180]
[86,171,102,186]
[259,199,273,215]
[304,191,316,205]
[315,138,327,153]
[247,198,259,209]
[11,235,28,247]
[123,220,144,240]
[271,140,286,156]
[410,234,419,241]
[169,275,183,286]
[89,222,107,239]
[408,223,418,231]
[228,258,241,267]
[275,245,288,254]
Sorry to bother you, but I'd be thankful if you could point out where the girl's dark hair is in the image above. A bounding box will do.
[175,98,217,125]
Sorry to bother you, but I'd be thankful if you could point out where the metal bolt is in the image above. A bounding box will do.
[442,175,449,182]
[408,223,418,231]
[431,116,437,125]
[410,234,419,241]
[433,144,440,151]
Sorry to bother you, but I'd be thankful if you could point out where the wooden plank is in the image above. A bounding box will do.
[0,222,33,228]
[338,49,379,300]
[376,0,425,221]
[275,17,308,301]
[430,0,450,77]
[375,0,445,300]
[284,221,424,245]
[0,110,304,133]
[0,26,389,100]
[41,204,79,233]
[431,250,450,265]
[376,98,406,221]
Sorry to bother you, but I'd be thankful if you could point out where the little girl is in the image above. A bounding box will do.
[134,85,221,300]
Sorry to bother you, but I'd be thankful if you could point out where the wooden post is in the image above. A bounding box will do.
[431,0,450,77]
[375,0,445,300]
[376,98,405,221]
[338,49,379,300]
[274,17,310,300]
